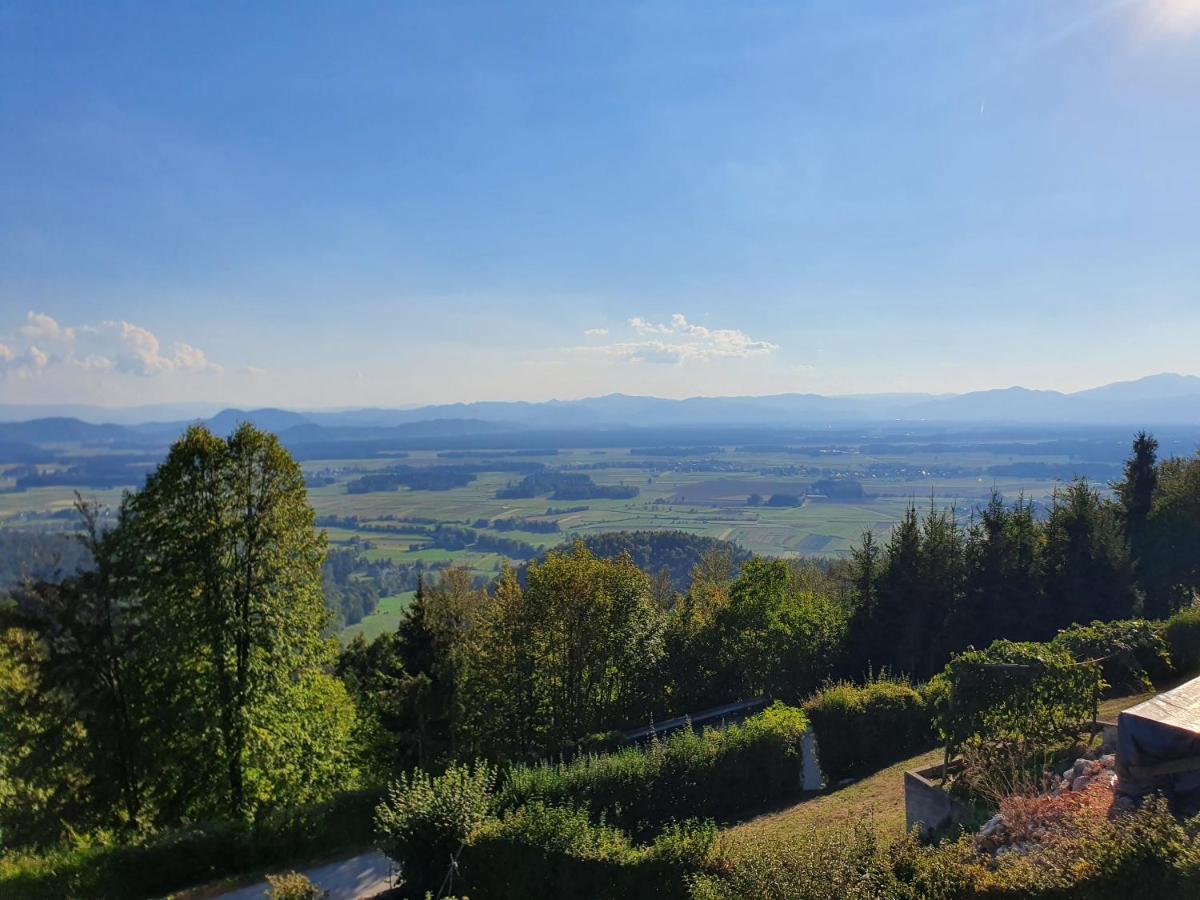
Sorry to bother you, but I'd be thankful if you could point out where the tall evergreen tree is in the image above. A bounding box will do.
[1148,454,1200,615]
[1115,432,1163,615]
[874,506,924,676]
[1043,478,1137,629]
[956,494,1045,647]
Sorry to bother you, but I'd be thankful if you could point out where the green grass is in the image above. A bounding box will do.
[339,591,415,643]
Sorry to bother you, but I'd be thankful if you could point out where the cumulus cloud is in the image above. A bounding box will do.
[20,311,75,343]
[1,310,223,381]
[583,327,609,337]
[78,321,223,377]
[578,313,778,365]
[26,345,49,369]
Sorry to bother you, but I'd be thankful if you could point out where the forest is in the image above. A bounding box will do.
[1,425,1199,897]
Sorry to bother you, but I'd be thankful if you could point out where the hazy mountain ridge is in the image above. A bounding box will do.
[1,375,1197,445]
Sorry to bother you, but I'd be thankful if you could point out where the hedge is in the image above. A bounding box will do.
[459,802,713,900]
[0,787,384,900]
[802,676,934,782]
[1165,606,1200,676]
[498,702,808,838]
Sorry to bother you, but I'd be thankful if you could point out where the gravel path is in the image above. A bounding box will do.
[214,850,395,900]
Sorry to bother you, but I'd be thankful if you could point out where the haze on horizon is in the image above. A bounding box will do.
[2,1,1199,409]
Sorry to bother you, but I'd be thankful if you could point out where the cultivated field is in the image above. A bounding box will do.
[1,443,1101,573]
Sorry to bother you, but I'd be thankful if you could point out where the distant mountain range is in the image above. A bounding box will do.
[1,374,1198,451]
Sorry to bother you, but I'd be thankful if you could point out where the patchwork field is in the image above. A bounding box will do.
[1,443,1101,574]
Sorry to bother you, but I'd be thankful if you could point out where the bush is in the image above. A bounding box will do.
[374,761,496,895]
[936,640,1102,761]
[1165,605,1200,676]
[803,675,933,782]
[1050,619,1172,692]
[0,789,385,900]
[498,703,807,838]
[689,823,910,900]
[691,800,1200,900]
[266,870,324,899]
[460,801,713,899]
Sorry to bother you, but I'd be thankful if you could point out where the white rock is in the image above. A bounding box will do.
[980,814,1004,837]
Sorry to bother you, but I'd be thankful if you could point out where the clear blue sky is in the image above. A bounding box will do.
[2,1,1198,408]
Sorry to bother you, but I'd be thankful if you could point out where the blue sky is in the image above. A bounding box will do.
[1,0,1199,408]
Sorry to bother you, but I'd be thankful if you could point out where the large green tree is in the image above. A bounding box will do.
[122,423,351,821]
[711,558,847,703]
[1043,478,1137,628]
[0,499,146,841]
[1148,453,1200,614]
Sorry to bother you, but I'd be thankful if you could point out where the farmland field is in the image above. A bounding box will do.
[1,443,1107,570]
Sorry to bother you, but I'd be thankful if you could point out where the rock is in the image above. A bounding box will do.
[1073,758,1091,779]
[1094,771,1118,789]
[1072,775,1093,792]
[1100,754,1116,768]
[980,814,1004,838]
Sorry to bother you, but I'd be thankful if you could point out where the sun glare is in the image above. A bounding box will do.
[1143,0,1200,38]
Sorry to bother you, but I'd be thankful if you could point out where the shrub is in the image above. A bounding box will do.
[498,703,807,838]
[936,640,1101,762]
[691,801,1200,900]
[460,801,714,899]
[689,823,909,900]
[803,674,933,782]
[1165,605,1200,676]
[266,870,324,899]
[0,787,384,899]
[374,761,496,895]
[1050,618,1172,692]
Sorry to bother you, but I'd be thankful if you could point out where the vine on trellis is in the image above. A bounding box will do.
[935,640,1102,771]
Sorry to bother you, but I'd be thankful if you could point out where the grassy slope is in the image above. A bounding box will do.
[339,591,415,643]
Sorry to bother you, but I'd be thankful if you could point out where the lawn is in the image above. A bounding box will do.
[340,591,415,643]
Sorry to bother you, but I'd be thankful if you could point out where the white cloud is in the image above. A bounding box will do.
[628,316,674,335]
[1,310,224,381]
[579,313,778,365]
[170,340,222,374]
[583,327,609,337]
[239,365,269,377]
[85,320,222,376]
[20,311,75,343]
[73,355,116,371]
